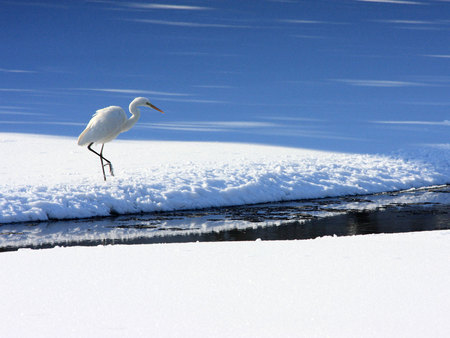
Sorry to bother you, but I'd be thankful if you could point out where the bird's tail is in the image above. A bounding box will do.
[77,128,90,146]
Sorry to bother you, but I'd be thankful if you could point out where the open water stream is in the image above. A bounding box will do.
[0,185,448,252]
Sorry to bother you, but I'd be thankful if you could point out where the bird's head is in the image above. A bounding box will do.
[133,97,164,113]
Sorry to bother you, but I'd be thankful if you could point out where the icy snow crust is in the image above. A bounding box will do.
[1,133,449,224]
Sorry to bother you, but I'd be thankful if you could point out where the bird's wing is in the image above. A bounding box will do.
[78,106,127,146]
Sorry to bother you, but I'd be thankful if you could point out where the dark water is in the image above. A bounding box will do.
[0,185,449,252]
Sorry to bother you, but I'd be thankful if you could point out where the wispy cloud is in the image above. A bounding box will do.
[255,128,365,141]
[205,121,278,128]
[279,19,348,26]
[74,89,229,104]
[192,85,234,89]
[69,88,218,105]
[332,79,425,87]
[91,1,212,11]
[2,1,69,9]
[0,68,36,74]
[0,88,42,93]
[279,19,326,24]
[374,19,449,30]
[129,19,251,28]
[410,75,450,85]
[425,54,450,59]
[138,119,361,141]
[383,20,445,30]
[290,34,324,39]
[261,116,325,122]
[139,121,280,132]
[0,110,48,116]
[153,97,229,104]
[357,0,426,4]
[0,120,84,126]
[0,106,29,110]
[378,19,434,24]
[372,120,450,126]
[74,88,190,97]
[123,3,211,11]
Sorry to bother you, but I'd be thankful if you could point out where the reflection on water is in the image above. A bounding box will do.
[0,185,449,252]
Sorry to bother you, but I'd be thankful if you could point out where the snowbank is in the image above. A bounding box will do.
[0,133,449,224]
[1,230,450,337]
[1,185,448,250]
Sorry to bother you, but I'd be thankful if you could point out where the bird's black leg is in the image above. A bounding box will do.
[99,144,114,177]
[100,151,107,181]
[87,143,112,181]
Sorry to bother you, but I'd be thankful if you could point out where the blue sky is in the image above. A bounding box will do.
[0,0,449,153]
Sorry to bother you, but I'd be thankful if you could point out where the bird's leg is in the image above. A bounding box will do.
[99,144,114,177]
[100,152,107,181]
[87,143,108,181]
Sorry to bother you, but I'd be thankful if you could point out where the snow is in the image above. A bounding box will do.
[0,185,448,250]
[1,230,449,337]
[0,133,449,224]
[1,133,449,336]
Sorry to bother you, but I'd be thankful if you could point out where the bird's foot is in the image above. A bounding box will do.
[103,163,114,177]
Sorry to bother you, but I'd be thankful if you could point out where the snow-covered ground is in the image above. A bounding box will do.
[1,133,449,337]
[1,230,449,337]
[0,133,449,224]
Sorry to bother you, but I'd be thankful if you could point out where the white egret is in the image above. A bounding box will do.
[78,97,164,181]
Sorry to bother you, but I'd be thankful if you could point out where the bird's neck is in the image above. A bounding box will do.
[121,104,141,132]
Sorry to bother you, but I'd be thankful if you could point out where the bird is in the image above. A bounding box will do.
[78,97,164,181]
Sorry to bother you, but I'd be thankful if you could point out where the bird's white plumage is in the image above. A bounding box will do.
[78,106,127,146]
[77,97,163,180]
[77,97,163,148]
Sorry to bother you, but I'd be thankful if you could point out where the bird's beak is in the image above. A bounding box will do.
[148,103,164,113]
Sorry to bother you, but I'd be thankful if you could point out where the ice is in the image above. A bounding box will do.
[0,133,449,224]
